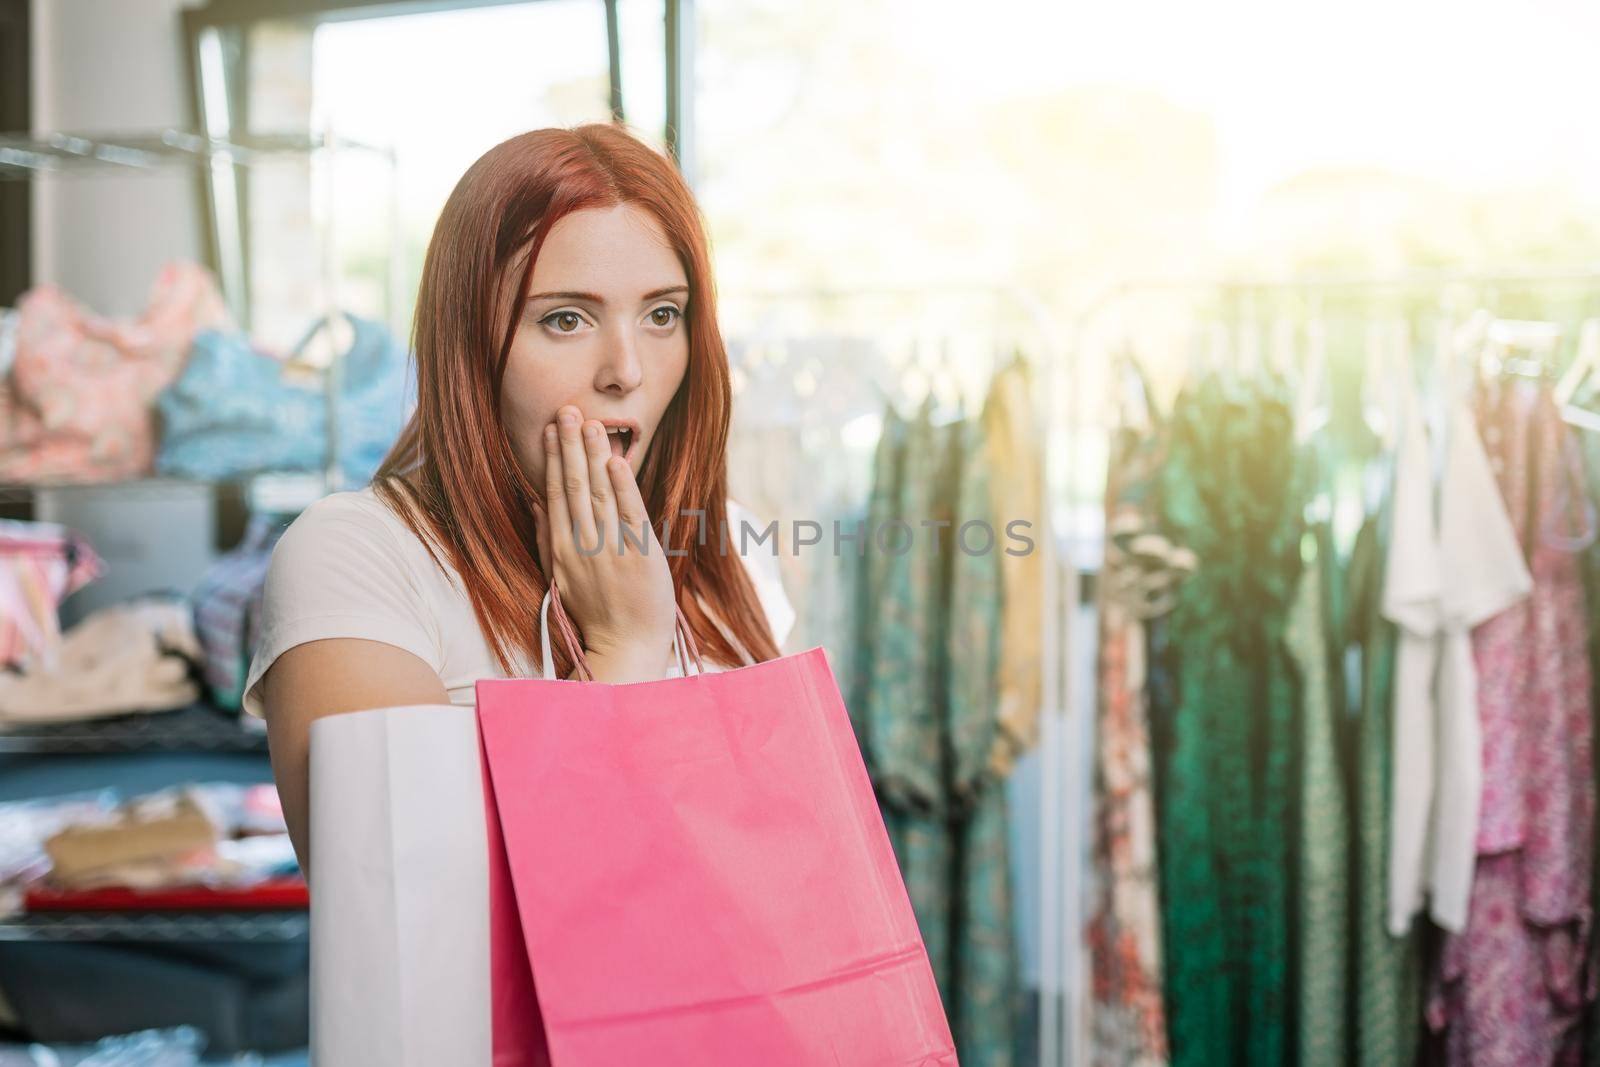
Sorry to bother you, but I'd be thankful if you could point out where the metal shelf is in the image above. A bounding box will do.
[0,702,269,755]
[0,910,307,943]
[0,129,392,178]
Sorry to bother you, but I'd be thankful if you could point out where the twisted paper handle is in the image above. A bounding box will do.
[546,582,594,680]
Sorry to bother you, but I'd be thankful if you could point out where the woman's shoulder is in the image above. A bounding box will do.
[245,485,445,717]
[287,483,405,533]
[265,484,440,600]
[275,484,425,559]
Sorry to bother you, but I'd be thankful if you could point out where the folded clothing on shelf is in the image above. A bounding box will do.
[190,514,289,711]
[0,519,105,671]
[156,311,410,486]
[43,789,217,886]
[0,262,233,484]
[0,1024,205,1066]
[2,785,298,919]
[0,307,18,380]
[0,596,202,725]
[23,874,307,912]
[0,790,119,918]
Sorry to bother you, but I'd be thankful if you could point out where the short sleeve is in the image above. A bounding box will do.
[1381,401,1441,636]
[1438,403,1532,629]
[240,493,440,718]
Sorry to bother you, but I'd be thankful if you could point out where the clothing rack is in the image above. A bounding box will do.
[721,281,1073,1066]
[1041,268,1600,1067]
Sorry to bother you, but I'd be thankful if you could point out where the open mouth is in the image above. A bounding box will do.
[605,426,634,460]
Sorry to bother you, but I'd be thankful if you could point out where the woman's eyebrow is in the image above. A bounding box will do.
[526,285,689,304]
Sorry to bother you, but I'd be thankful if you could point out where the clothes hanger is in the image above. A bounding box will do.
[1182,321,1206,386]
[928,337,964,425]
[287,314,331,363]
[1236,293,1262,382]
[1450,307,1494,395]
[1556,318,1600,407]
[1484,317,1562,381]
[1296,307,1330,442]
[1359,316,1402,450]
[1113,341,1154,432]
[873,333,922,421]
[1269,312,1296,381]
[1206,319,1230,384]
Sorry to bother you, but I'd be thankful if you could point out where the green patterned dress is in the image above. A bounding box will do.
[1287,518,1350,1067]
[945,406,1021,1065]
[850,394,1020,1066]
[1342,505,1423,1066]
[1152,372,1304,1067]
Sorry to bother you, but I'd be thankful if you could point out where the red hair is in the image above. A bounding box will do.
[373,123,780,678]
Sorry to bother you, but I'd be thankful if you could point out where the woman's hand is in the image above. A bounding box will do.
[533,404,678,680]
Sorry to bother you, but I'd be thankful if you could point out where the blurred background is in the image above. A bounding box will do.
[2,1,1599,1064]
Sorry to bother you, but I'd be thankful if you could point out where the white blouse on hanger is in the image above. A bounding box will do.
[1382,350,1531,936]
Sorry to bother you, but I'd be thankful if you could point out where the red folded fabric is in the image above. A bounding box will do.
[24,875,307,912]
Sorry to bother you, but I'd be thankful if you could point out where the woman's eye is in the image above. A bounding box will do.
[541,311,585,334]
[649,306,681,328]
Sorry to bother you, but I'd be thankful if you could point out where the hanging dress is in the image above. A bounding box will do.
[1152,371,1304,1066]
[981,354,1047,779]
[946,397,1022,1066]
[1288,513,1351,1067]
[850,391,1022,1064]
[853,397,957,995]
[1088,385,1188,1067]
[1428,379,1597,1065]
[1343,501,1423,1066]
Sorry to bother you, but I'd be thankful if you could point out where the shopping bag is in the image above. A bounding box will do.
[475,581,959,1065]
[307,702,494,1066]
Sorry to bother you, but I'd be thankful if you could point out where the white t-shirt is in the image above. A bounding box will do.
[241,486,796,718]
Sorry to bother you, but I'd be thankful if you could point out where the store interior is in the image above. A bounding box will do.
[4,0,1600,1064]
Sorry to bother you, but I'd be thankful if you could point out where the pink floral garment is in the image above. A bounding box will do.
[1088,419,1186,1067]
[0,519,105,667]
[0,262,232,482]
[1428,379,1597,1065]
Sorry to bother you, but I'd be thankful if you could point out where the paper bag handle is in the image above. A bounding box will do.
[537,580,706,681]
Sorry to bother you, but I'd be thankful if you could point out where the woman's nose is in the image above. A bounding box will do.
[596,328,644,393]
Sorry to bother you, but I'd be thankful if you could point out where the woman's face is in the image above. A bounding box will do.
[499,202,690,487]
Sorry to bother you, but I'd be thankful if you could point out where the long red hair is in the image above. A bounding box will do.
[373,123,780,678]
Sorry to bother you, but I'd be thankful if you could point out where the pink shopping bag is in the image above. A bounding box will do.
[475,581,958,1066]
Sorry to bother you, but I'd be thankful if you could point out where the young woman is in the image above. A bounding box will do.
[242,124,794,872]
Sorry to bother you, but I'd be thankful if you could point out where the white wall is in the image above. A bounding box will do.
[30,0,205,315]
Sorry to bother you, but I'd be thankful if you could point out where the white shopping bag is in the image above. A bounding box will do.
[308,704,492,1066]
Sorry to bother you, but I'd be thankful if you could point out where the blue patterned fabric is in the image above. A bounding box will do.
[157,313,409,485]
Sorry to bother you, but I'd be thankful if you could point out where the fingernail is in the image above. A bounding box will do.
[583,423,599,439]
[560,409,578,426]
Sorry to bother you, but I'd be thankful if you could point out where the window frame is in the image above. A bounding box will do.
[180,0,692,328]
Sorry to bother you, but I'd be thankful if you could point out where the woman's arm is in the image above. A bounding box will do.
[260,637,450,878]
